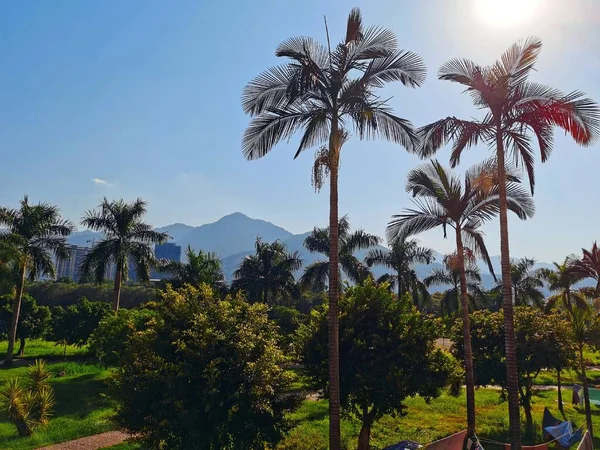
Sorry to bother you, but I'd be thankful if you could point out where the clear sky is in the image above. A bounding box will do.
[1,0,598,262]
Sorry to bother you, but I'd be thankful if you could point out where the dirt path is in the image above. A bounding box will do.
[37,431,129,450]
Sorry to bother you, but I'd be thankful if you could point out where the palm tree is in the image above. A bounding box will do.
[491,257,545,307]
[572,242,600,295]
[159,245,225,292]
[540,258,586,313]
[424,256,484,317]
[365,238,433,308]
[301,216,380,291]
[240,9,425,446]
[416,38,599,447]
[0,196,73,365]
[80,198,168,312]
[387,160,534,439]
[232,238,302,304]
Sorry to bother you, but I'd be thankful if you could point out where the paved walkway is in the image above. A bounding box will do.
[37,431,129,450]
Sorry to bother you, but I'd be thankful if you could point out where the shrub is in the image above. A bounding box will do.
[0,294,51,356]
[0,360,55,436]
[112,284,300,450]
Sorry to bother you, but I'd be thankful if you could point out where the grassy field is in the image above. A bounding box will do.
[0,339,88,360]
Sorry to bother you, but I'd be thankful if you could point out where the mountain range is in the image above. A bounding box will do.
[67,212,587,292]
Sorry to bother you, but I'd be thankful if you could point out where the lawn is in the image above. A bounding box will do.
[0,339,88,360]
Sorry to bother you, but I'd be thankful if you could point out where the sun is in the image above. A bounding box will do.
[475,0,540,27]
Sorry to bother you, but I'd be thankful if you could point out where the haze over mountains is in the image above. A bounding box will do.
[67,212,575,291]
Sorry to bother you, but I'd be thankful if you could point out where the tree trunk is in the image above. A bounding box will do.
[580,345,593,437]
[496,122,522,449]
[5,262,27,365]
[17,337,25,357]
[455,226,476,438]
[328,125,342,450]
[397,271,403,302]
[357,421,372,450]
[112,264,123,313]
[557,368,564,414]
[520,384,533,440]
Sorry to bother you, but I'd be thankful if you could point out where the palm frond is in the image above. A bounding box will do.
[342,229,381,253]
[387,199,447,242]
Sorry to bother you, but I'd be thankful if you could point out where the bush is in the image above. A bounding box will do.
[0,360,55,436]
[0,294,51,356]
[51,297,111,351]
[112,284,300,450]
[88,308,157,366]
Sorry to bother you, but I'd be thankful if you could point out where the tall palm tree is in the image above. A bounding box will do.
[232,238,302,304]
[240,9,425,446]
[387,160,534,439]
[424,256,484,317]
[80,198,168,312]
[491,257,545,307]
[540,258,586,313]
[301,216,380,291]
[365,238,433,307]
[0,196,73,365]
[159,245,225,292]
[572,242,600,295]
[416,38,599,447]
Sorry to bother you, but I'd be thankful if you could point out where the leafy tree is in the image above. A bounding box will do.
[365,238,433,309]
[232,238,302,304]
[80,198,168,312]
[159,244,225,292]
[387,159,534,438]
[0,294,51,356]
[571,242,600,295]
[0,243,19,296]
[424,255,484,317]
[51,297,111,353]
[491,257,545,307]
[0,196,73,365]
[540,258,586,312]
[418,38,600,448]
[112,284,299,450]
[241,8,426,445]
[301,216,380,291]
[299,279,461,450]
[88,307,157,366]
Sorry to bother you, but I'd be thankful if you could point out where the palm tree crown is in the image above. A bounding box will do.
[540,258,586,312]
[160,245,225,292]
[492,257,545,307]
[232,238,302,304]
[571,242,600,295]
[301,216,380,291]
[80,198,168,311]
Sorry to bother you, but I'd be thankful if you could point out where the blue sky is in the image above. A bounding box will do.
[1,0,598,262]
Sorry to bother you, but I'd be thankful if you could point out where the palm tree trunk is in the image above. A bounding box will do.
[455,226,476,437]
[496,122,522,450]
[113,263,123,313]
[5,262,27,365]
[579,344,594,437]
[328,123,342,450]
[557,368,564,414]
[397,271,403,302]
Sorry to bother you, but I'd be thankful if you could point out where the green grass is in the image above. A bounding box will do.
[532,368,600,386]
[0,339,89,360]
[0,361,117,450]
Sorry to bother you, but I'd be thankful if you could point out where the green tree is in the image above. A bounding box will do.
[365,238,433,309]
[418,38,600,448]
[491,257,545,307]
[241,8,426,445]
[424,255,484,317]
[387,159,534,438]
[301,216,380,291]
[0,196,73,365]
[232,238,302,304]
[159,245,225,292]
[80,198,168,312]
[299,279,462,450]
[0,294,51,356]
[112,284,299,449]
[51,297,111,352]
[571,242,600,295]
[540,258,586,312]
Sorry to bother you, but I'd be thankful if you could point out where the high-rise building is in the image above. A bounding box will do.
[151,243,182,279]
[56,245,90,282]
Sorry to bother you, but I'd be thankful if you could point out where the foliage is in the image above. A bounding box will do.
[51,297,111,349]
[571,242,600,295]
[491,257,545,307]
[112,284,300,450]
[232,238,302,304]
[0,360,55,436]
[0,294,51,356]
[80,198,168,311]
[88,308,157,366]
[301,216,380,291]
[268,305,305,352]
[299,279,462,449]
[159,245,226,293]
[540,258,587,312]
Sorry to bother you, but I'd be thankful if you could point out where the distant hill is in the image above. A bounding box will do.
[68,212,586,292]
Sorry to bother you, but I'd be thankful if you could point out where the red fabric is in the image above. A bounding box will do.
[424,431,467,450]
[576,431,593,450]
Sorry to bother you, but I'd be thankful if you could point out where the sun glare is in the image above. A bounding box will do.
[476,0,540,26]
